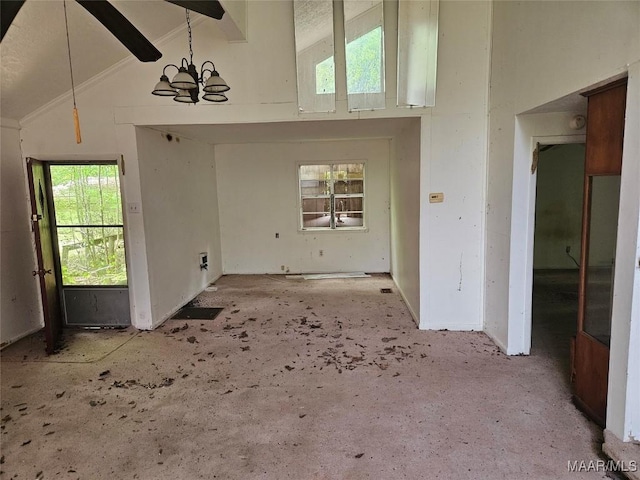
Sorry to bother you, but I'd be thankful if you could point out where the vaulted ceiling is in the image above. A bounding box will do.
[1,0,207,121]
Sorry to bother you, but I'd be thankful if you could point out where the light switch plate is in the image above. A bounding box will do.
[429,192,444,203]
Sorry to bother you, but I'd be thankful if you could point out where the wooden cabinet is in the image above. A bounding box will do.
[584,78,627,176]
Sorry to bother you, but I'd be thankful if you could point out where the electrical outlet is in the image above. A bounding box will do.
[127,202,141,214]
[319,250,323,257]
[199,252,208,270]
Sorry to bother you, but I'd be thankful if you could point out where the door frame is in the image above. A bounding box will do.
[507,121,585,356]
[34,158,131,328]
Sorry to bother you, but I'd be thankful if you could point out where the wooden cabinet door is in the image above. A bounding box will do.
[573,79,626,426]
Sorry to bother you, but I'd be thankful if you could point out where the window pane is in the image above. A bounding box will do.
[50,165,122,225]
[397,0,439,107]
[300,164,331,181]
[333,163,364,180]
[294,0,336,112]
[57,227,127,286]
[335,196,364,227]
[334,179,363,194]
[303,214,332,229]
[301,179,330,196]
[346,26,383,94]
[344,0,385,111]
[335,213,364,228]
[316,57,335,94]
[302,197,330,214]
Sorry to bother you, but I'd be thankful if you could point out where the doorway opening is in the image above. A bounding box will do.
[47,162,130,328]
[531,143,584,380]
[27,159,131,353]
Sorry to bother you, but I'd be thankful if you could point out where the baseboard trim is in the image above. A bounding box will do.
[151,273,224,330]
[0,325,43,351]
[390,274,419,327]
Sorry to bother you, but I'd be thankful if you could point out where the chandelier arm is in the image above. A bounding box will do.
[162,64,181,76]
[201,60,216,72]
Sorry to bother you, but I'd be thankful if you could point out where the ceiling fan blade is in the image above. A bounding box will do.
[76,0,162,62]
[165,0,225,20]
[1,0,26,41]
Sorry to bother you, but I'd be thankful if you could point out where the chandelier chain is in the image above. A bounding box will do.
[186,9,193,64]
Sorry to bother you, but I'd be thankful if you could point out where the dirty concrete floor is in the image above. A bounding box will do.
[1,274,609,479]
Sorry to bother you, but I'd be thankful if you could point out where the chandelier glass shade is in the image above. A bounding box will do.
[151,9,229,104]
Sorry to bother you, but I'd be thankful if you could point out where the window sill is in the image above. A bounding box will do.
[298,227,369,234]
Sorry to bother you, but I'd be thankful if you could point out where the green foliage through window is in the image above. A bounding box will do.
[50,165,127,286]
[315,26,383,95]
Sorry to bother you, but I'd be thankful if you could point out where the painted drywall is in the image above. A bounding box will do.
[486,0,640,349]
[390,119,421,324]
[136,127,222,326]
[533,144,584,270]
[418,1,490,331]
[215,139,390,274]
[607,62,640,442]
[16,0,491,333]
[0,122,44,346]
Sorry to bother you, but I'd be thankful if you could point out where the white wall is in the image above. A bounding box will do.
[390,119,421,324]
[418,1,491,331]
[488,0,640,443]
[533,144,584,270]
[607,62,640,442]
[0,122,43,346]
[136,128,222,326]
[486,0,640,349]
[15,0,492,332]
[215,139,390,274]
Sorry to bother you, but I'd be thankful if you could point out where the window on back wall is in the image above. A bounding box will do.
[299,163,365,230]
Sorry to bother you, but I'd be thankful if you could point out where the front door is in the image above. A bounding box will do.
[26,158,63,353]
[47,162,131,327]
[573,79,627,426]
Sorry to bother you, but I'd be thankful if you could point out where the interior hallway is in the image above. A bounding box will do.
[1,274,608,479]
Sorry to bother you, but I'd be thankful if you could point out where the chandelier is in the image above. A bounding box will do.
[151,9,229,103]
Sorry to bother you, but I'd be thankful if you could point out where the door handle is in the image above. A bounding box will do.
[32,269,52,277]
[31,214,43,222]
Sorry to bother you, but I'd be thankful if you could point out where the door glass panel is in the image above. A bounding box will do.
[583,175,621,346]
[50,164,127,287]
[50,165,123,225]
[57,227,127,286]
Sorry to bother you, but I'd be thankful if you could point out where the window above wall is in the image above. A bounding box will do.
[299,163,365,230]
[293,0,439,113]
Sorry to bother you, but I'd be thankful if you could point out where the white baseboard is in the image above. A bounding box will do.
[151,273,224,330]
[0,325,43,351]
[390,274,419,327]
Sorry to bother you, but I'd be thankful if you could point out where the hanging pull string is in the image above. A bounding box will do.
[186,9,193,64]
[63,0,81,143]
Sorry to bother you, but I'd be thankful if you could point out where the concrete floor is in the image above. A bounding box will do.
[1,274,612,479]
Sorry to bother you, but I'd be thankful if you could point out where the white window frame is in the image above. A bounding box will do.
[298,162,366,232]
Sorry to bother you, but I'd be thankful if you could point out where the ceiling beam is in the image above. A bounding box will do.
[1,0,26,41]
[165,1,225,20]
